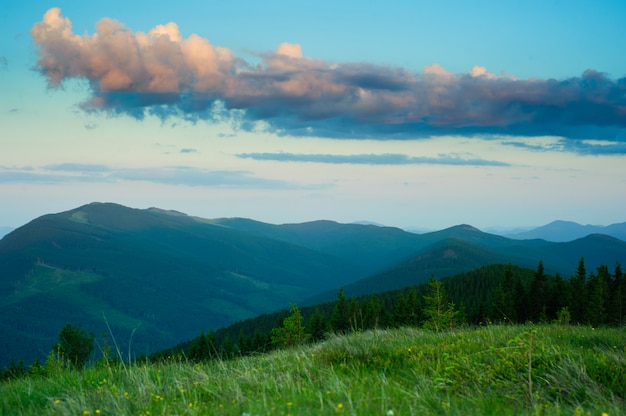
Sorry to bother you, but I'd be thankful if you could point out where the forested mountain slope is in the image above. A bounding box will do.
[0,203,362,366]
[1,202,624,367]
[306,230,626,303]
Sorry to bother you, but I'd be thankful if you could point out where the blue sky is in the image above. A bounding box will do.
[1,1,625,231]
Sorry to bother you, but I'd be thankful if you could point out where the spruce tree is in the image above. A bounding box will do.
[610,263,625,326]
[513,277,528,323]
[57,323,94,369]
[307,307,327,342]
[271,304,308,347]
[363,293,383,329]
[570,257,587,323]
[585,266,610,326]
[393,287,420,327]
[492,264,516,323]
[221,335,234,359]
[529,260,548,322]
[422,277,459,332]
[547,272,569,321]
[330,287,349,334]
[347,297,361,332]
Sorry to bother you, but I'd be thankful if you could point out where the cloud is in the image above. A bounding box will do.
[237,152,509,166]
[44,163,111,172]
[112,166,297,188]
[561,140,626,155]
[502,138,626,155]
[0,164,107,183]
[0,163,313,189]
[31,8,626,142]
[180,148,198,154]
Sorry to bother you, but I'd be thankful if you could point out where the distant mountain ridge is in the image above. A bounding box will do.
[1,202,625,367]
[505,220,626,242]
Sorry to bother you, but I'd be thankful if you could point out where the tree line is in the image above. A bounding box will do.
[177,258,625,362]
[2,258,624,380]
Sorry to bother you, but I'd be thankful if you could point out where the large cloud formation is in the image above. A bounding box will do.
[32,8,626,140]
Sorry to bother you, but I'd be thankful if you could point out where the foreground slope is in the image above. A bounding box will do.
[1,325,624,415]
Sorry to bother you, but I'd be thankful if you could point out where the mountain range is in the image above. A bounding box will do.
[504,220,626,242]
[3,218,626,242]
[1,202,625,366]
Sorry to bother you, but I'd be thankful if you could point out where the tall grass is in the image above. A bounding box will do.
[1,324,624,415]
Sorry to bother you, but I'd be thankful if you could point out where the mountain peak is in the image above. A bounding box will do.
[440,224,482,233]
[458,224,481,232]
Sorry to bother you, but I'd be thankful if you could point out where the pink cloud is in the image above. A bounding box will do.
[31,8,626,141]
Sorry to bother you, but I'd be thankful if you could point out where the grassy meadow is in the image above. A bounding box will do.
[1,324,624,415]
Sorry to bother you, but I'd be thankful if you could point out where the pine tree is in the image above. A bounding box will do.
[422,277,459,332]
[307,307,327,342]
[393,287,420,327]
[237,329,252,355]
[585,265,610,325]
[57,323,94,368]
[271,304,308,348]
[251,329,271,353]
[347,297,361,332]
[189,332,207,361]
[492,264,516,323]
[513,277,528,323]
[529,260,548,322]
[547,272,568,321]
[221,335,234,359]
[570,257,587,323]
[609,263,625,326]
[330,287,349,334]
[613,263,626,326]
[363,293,383,329]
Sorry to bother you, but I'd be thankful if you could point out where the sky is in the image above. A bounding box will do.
[1,0,625,232]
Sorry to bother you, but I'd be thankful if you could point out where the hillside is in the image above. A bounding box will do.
[1,203,625,367]
[210,217,430,274]
[0,203,363,366]
[307,228,626,302]
[1,325,624,415]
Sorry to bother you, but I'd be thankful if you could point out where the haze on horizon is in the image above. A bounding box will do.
[1,1,625,231]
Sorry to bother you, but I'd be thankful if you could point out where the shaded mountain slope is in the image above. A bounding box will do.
[323,238,512,299]
[210,218,429,275]
[1,203,625,367]
[306,230,626,303]
[0,203,363,366]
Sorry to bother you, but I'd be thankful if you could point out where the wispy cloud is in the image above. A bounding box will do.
[45,163,112,173]
[502,139,626,155]
[31,8,626,143]
[0,164,315,189]
[112,166,298,188]
[237,152,509,166]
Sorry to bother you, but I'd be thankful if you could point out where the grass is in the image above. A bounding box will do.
[1,324,624,415]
